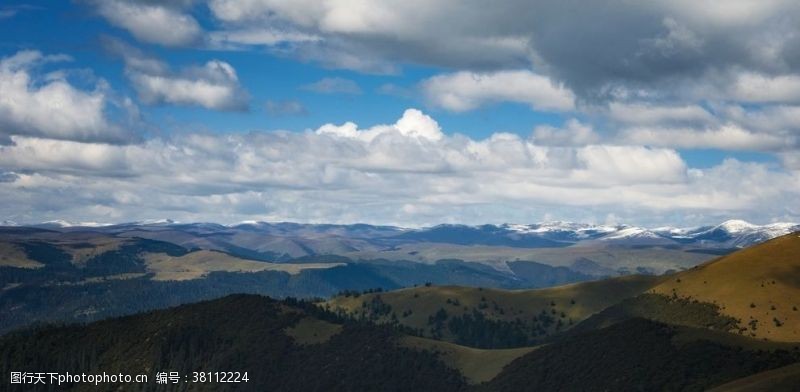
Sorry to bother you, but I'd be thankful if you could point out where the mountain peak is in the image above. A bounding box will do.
[716,219,756,233]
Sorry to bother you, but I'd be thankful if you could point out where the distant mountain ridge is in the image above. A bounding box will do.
[19,218,799,249]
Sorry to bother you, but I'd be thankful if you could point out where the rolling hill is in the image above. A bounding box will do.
[143,250,342,281]
[325,274,662,347]
[2,294,798,391]
[327,231,800,348]
[651,232,800,341]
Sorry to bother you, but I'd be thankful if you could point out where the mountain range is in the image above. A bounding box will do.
[21,218,799,248]
[1,219,797,336]
[3,233,800,391]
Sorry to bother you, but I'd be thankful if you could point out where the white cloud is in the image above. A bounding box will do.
[301,77,362,94]
[91,0,202,47]
[317,108,443,142]
[130,60,248,110]
[0,50,134,144]
[575,145,687,184]
[421,70,575,112]
[207,0,535,72]
[105,39,249,111]
[722,105,800,135]
[619,124,791,151]
[201,0,800,106]
[532,119,600,146]
[1,108,796,226]
[726,72,800,103]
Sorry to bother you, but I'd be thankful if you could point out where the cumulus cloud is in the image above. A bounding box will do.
[130,60,248,110]
[207,0,535,72]
[316,108,443,142]
[89,0,201,46]
[532,119,600,146]
[0,50,136,144]
[201,2,797,95]
[1,109,797,226]
[105,39,249,111]
[422,70,575,112]
[84,1,800,114]
[301,77,362,95]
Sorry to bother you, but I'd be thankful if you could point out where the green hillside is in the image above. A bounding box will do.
[325,274,661,347]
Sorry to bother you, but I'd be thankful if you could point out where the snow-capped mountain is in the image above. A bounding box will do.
[686,220,800,248]
[503,222,618,241]
[33,220,114,228]
[403,220,798,249]
[4,219,798,249]
[596,226,674,246]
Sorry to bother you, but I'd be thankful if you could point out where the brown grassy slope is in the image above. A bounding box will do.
[0,242,42,268]
[144,250,343,281]
[652,232,800,342]
[326,274,661,342]
[400,335,536,384]
[60,237,128,265]
[345,242,713,275]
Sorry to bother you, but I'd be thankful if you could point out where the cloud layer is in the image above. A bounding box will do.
[1,108,797,226]
[5,3,800,226]
[85,1,800,103]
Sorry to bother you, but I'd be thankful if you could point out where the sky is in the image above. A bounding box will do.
[0,0,798,227]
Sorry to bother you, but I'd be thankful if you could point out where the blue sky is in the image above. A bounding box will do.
[0,2,566,138]
[0,1,798,226]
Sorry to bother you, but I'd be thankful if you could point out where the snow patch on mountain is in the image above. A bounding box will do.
[601,227,661,240]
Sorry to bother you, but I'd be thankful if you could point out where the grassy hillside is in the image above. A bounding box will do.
[400,335,536,384]
[571,293,742,336]
[0,242,41,268]
[651,232,800,341]
[325,274,661,347]
[143,250,342,281]
[345,242,714,275]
